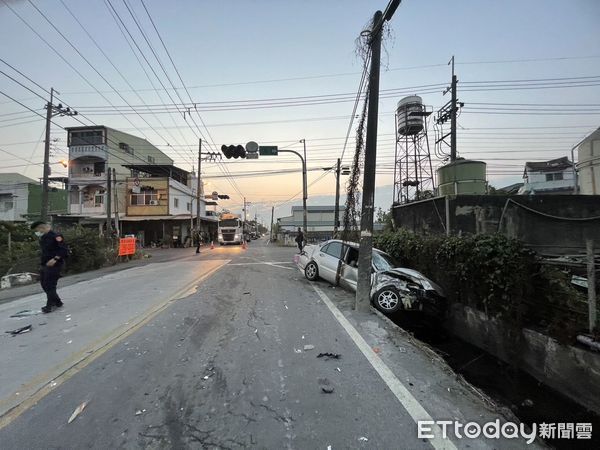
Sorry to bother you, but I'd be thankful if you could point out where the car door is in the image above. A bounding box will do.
[339,246,359,291]
[316,241,344,284]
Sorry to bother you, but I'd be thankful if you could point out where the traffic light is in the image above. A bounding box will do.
[218,194,230,200]
[221,144,246,159]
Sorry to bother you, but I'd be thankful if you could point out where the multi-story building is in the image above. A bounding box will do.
[576,127,600,195]
[65,126,173,219]
[119,164,216,247]
[518,156,575,195]
[0,173,67,222]
[277,205,346,241]
[62,126,216,244]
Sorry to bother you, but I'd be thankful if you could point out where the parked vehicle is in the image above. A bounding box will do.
[297,239,445,315]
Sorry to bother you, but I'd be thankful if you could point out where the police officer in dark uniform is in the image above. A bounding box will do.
[30,221,69,313]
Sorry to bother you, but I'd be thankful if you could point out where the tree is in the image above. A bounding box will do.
[375,207,394,231]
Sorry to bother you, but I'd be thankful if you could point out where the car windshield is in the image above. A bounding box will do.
[219,219,239,227]
[372,251,396,272]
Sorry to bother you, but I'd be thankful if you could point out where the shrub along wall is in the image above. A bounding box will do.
[374,230,587,343]
[0,223,115,276]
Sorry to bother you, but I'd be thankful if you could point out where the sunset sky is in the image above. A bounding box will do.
[1,0,599,221]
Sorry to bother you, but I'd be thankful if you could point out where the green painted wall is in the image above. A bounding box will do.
[27,184,68,220]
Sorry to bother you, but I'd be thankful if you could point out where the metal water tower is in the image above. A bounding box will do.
[393,96,435,203]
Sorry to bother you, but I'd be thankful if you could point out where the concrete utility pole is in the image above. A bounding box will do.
[587,239,597,333]
[41,88,54,222]
[113,168,119,236]
[355,0,401,312]
[41,88,77,222]
[197,139,202,228]
[106,168,112,235]
[300,139,308,233]
[450,56,458,161]
[334,158,341,236]
[270,205,275,241]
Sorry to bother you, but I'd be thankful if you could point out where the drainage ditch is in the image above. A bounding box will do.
[390,312,600,449]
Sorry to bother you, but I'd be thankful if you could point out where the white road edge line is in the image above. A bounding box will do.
[311,284,458,450]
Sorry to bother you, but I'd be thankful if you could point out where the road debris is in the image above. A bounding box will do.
[372,347,381,354]
[135,409,146,415]
[243,291,251,295]
[318,377,334,393]
[9,310,40,318]
[5,324,32,336]
[336,367,341,372]
[317,352,341,360]
[68,401,88,423]
[522,399,534,407]
[67,340,73,344]
[203,367,215,380]
[303,344,315,351]
[358,436,369,442]
[294,348,302,353]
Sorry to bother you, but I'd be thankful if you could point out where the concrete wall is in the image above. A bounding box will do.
[393,195,600,253]
[168,178,199,217]
[446,303,600,414]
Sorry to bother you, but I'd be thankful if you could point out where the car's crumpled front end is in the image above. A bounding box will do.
[371,268,446,314]
[296,244,317,271]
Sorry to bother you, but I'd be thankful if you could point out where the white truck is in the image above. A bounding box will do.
[218,213,246,245]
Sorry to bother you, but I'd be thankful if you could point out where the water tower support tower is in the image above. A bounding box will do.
[393,96,435,203]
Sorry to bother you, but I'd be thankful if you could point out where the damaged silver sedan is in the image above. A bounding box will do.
[297,239,445,315]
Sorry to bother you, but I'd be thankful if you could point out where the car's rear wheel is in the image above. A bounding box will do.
[305,261,319,281]
[373,287,402,314]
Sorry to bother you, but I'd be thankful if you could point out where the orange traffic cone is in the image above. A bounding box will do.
[210,241,215,250]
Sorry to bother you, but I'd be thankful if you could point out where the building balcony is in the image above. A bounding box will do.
[69,204,106,216]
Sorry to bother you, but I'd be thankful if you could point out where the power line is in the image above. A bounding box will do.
[133,0,244,200]
[57,0,195,168]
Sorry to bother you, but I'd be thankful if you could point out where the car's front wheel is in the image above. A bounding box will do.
[373,287,403,314]
[304,261,319,281]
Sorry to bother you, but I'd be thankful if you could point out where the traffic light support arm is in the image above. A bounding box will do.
[278,149,308,233]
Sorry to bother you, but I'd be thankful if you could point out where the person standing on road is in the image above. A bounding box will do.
[193,228,201,254]
[295,227,305,254]
[31,221,69,313]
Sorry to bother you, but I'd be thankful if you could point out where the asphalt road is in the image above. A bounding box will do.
[0,239,540,449]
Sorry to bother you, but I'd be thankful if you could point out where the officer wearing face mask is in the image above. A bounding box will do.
[30,221,69,313]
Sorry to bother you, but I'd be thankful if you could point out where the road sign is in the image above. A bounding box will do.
[246,153,259,159]
[246,141,259,153]
[259,145,278,156]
